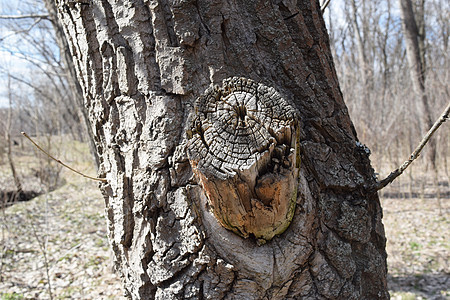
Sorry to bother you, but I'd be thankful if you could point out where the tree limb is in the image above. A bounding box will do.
[321,0,331,13]
[0,14,49,20]
[21,132,107,183]
[0,17,45,42]
[374,101,450,191]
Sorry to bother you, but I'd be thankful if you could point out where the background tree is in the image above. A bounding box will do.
[3,75,22,201]
[42,0,99,166]
[0,0,95,160]
[327,0,449,186]
[398,0,436,171]
[54,1,389,299]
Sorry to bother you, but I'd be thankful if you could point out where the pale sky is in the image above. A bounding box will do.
[0,0,50,107]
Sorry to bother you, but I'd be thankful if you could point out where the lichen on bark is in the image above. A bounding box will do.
[187,77,300,242]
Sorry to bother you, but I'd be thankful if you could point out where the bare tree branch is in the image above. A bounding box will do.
[375,101,450,191]
[321,0,331,13]
[21,132,107,183]
[0,17,45,42]
[0,14,49,20]
[0,69,57,106]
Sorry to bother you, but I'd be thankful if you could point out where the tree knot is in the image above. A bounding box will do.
[187,77,300,243]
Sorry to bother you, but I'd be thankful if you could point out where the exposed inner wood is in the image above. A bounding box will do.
[188,77,300,242]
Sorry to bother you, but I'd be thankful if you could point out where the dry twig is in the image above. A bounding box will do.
[21,132,106,183]
[375,101,450,191]
[0,14,49,20]
[30,221,54,300]
[321,0,331,13]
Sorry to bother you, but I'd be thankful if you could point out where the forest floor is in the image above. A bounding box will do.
[0,138,448,299]
[380,176,449,300]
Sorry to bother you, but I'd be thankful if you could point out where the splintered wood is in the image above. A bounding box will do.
[187,77,300,242]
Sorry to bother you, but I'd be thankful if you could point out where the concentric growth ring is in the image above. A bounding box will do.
[188,77,300,242]
[190,77,296,179]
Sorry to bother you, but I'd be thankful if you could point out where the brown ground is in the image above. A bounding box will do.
[0,139,448,299]
[381,173,449,300]
[0,139,124,299]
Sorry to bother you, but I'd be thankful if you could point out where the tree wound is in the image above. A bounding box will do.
[187,77,300,242]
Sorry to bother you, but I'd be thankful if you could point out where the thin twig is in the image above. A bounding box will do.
[30,221,54,300]
[50,243,82,269]
[321,0,331,13]
[375,101,450,191]
[0,14,49,20]
[0,17,45,43]
[21,132,107,182]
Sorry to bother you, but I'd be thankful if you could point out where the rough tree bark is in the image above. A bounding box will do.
[55,0,388,299]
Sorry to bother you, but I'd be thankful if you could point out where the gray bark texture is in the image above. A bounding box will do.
[55,0,389,299]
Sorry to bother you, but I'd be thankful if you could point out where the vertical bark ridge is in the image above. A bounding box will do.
[78,6,104,103]
[59,7,90,99]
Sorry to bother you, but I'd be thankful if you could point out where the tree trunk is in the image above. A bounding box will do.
[398,0,436,170]
[413,0,426,73]
[6,75,22,196]
[350,0,370,91]
[55,1,388,299]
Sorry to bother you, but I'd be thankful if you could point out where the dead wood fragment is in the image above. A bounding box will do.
[187,77,300,242]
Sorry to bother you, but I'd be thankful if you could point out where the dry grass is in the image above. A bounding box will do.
[0,138,123,299]
[380,174,449,300]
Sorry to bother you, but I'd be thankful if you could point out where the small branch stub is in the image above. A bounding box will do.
[187,77,300,242]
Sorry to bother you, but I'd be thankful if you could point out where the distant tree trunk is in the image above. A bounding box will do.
[398,0,436,170]
[42,0,100,168]
[55,1,388,299]
[413,0,426,71]
[350,0,370,91]
[6,75,22,197]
